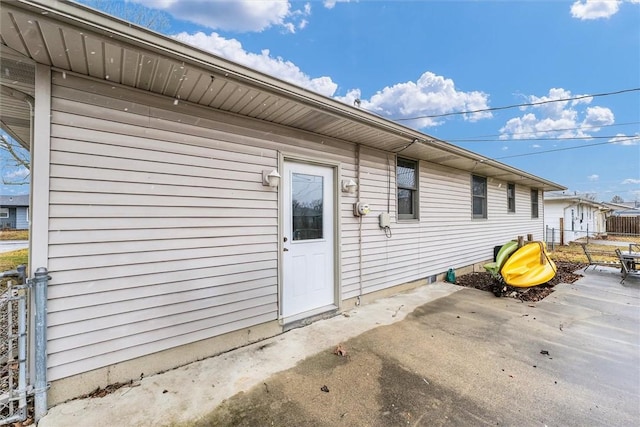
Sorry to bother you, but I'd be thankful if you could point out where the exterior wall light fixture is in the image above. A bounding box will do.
[341,179,358,195]
[262,169,281,187]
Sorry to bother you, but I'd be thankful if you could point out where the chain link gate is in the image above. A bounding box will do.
[0,265,49,425]
[1,266,28,425]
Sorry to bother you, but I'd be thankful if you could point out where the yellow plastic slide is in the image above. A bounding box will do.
[500,241,557,287]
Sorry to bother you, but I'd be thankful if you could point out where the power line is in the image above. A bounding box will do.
[392,87,640,121]
[493,137,639,160]
[444,121,640,141]
[450,135,640,143]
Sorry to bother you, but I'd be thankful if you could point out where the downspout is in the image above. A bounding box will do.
[33,268,49,421]
[30,63,52,422]
[357,144,363,305]
[23,85,50,423]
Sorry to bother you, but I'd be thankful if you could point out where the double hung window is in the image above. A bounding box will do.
[397,158,418,220]
[531,189,539,218]
[507,183,516,213]
[472,175,487,219]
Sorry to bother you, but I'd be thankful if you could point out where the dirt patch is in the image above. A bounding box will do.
[81,380,139,399]
[455,261,586,302]
[588,234,639,243]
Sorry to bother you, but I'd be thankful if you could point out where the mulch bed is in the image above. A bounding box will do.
[455,261,586,302]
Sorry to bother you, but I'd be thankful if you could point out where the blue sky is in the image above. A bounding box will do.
[2,0,639,202]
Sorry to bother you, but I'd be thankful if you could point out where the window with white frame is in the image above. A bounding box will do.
[0,208,8,218]
[397,157,418,220]
[472,175,487,219]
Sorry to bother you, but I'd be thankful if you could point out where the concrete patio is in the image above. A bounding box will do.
[39,266,640,426]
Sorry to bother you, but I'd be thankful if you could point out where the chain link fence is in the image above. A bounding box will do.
[1,266,28,425]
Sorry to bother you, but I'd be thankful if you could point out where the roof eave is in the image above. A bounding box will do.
[10,0,566,192]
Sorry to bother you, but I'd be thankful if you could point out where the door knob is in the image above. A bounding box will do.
[283,248,289,252]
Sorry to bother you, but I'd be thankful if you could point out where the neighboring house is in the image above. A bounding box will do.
[0,194,29,230]
[602,201,640,217]
[0,1,565,406]
[544,194,609,245]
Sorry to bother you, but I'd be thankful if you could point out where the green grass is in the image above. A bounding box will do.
[0,230,29,276]
[0,248,28,272]
[0,230,29,240]
[548,242,629,264]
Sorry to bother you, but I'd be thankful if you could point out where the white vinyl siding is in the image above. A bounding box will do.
[45,71,545,383]
[543,199,605,244]
[350,150,545,296]
[47,73,357,380]
[543,202,564,245]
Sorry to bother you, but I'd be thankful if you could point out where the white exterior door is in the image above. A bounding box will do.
[282,161,335,319]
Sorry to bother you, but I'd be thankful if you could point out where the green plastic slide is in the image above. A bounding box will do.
[483,240,518,278]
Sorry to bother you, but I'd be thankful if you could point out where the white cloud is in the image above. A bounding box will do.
[173,32,338,96]
[570,0,638,20]
[324,0,352,9]
[582,106,614,129]
[622,178,640,184]
[7,169,28,178]
[499,88,615,140]
[134,0,309,33]
[335,72,491,128]
[1,131,30,187]
[2,167,29,185]
[609,133,640,145]
[174,33,491,130]
[571,0,621,20]
[587,174,599,182]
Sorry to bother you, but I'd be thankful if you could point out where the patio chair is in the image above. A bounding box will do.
[615,248,634,284]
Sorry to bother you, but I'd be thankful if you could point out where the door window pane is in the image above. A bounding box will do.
[292,173,324,240]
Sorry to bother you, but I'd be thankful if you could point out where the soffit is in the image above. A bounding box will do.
[0,45,34,148]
